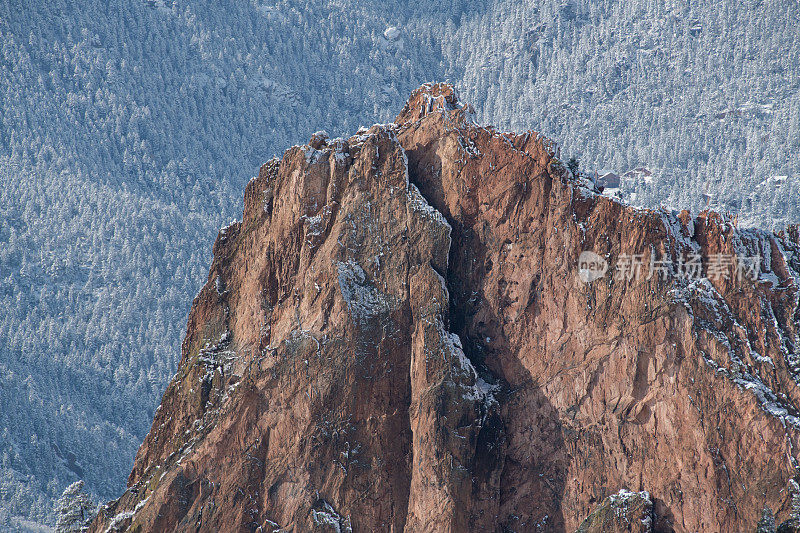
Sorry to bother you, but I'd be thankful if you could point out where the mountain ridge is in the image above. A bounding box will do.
[90,83,800,532]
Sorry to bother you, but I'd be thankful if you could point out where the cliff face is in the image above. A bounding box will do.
[92,84,800,533]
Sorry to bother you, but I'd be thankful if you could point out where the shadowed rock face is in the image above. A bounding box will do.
[91,83,800,533]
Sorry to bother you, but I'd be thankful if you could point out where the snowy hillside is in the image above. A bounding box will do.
[452,0,800,225]
[1,0,798,529]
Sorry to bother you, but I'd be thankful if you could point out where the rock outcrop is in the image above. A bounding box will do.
[91,83,800,532]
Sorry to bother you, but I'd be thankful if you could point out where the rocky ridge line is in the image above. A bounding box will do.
[91,83,800,533]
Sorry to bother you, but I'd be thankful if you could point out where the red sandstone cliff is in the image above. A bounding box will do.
[91,84,800,532]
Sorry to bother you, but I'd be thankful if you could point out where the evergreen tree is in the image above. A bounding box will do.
[54,481,94,533]
[567,157,580,177]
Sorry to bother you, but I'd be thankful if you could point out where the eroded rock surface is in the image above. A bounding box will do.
[92,84,800,532]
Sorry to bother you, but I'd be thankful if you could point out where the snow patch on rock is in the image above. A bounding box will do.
[311,501,352,533]
[337,260,392,323]
[406,183,450,232]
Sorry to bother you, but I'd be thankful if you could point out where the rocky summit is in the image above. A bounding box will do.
[92,84,800,532]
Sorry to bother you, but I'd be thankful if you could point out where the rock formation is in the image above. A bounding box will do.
[91,84,800,532]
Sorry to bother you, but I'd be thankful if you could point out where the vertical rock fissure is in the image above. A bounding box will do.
[404,159,507,530]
